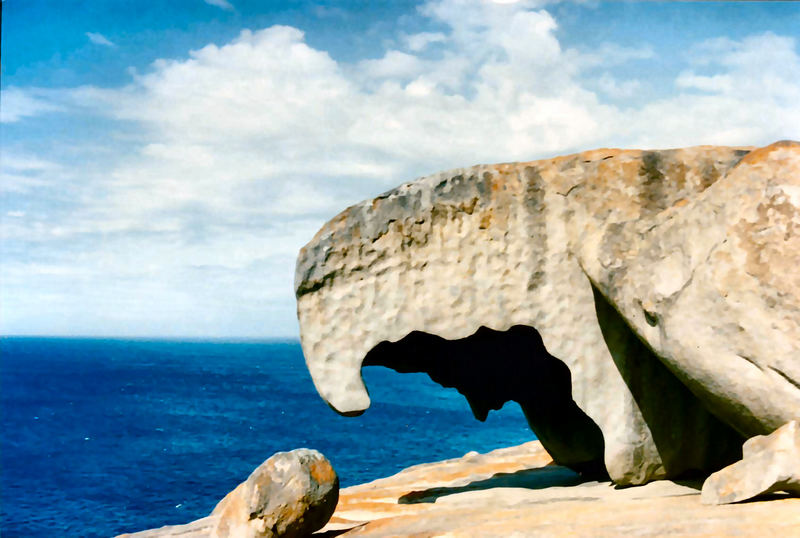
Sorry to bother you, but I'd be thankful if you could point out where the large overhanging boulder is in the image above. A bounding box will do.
[295,141,800,485]
[577,141,800,438]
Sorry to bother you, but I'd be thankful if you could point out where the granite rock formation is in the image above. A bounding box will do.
[702,420,800,505]
[295,141,800,485]
[316,441,800,537]
[119,449,339,538]
[579,141,800,439]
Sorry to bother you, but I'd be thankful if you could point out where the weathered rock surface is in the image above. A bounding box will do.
[119,449,338,538]
[702,420,800,505]
[580,141,800,439]
[316,441,800,537]
[295,143,800,484]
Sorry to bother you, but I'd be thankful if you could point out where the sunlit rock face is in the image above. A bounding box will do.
[578,141,800,439]
[702,420,800,505]
[295,141,800,485]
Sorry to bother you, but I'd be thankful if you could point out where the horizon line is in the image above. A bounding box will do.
[0,334,301,342]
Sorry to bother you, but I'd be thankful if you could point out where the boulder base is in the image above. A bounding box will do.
[702,421,800,505]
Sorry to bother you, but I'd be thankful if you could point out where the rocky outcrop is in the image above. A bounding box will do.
[297,143,800,484]
[316,441,800,537]
[702,420,800,505]
[119,449,338,538]
[579,141,800,440]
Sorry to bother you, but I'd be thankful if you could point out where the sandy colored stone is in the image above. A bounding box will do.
[579,141,800,439]
[316,441,800,537]
[294,144,791,484]
[702,420,800,505]
[119,449,339,538]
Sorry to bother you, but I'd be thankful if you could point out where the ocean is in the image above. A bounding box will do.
[1,337,534,537]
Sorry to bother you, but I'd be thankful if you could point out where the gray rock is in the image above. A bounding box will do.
[210,448,339,538]
[118,449,339,538]
[295,142,800,485]
[702,421,800,505]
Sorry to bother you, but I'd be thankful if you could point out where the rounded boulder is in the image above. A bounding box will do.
[210,448,339,538]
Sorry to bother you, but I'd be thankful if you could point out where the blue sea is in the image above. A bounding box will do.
[1,338,534,537]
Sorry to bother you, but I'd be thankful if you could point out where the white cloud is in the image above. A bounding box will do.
[86,32,116,47]
[0,87,63,122]
[595,73,643,99]
[679,33,800,104]
[403,31,447,52]
[2,155,60,172]
[0,155,62,193]
[358,51,426,80]
[2,0,800,336]
[624,32,800,148]
[204,0,234,11]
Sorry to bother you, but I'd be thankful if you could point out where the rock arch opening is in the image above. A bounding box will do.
[362,325,607,476]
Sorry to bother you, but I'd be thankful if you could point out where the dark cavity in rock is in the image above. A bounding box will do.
[363,325,607,477]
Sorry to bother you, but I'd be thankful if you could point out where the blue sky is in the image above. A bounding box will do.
[2,0,800,337]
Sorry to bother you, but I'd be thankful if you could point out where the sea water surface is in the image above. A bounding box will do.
[1,337,534,537]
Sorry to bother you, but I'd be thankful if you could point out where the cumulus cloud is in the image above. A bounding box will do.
[628,32,800,147]
[86,32,116,47]
[678,32,800,104]
[2,0,800,336]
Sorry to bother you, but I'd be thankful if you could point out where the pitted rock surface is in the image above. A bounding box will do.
[296,142,800,485]
[579,141,800,439]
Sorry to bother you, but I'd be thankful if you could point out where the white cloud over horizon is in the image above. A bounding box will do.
[2,0,800,337]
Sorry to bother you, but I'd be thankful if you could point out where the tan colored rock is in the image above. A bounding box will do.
[317,441,800,537]
[581,141,800,439]
[295,144,786,484]
[702,420,800,505]
[119,449,338,538]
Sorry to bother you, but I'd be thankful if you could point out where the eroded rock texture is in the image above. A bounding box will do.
[295,141,800,485]
[580,142,800,439]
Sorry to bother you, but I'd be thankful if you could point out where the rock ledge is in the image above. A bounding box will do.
[318,441,800,537]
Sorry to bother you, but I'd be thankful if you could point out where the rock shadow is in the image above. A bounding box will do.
[398,465,587,505]
[363,325,607,477]
[591,285,744,477]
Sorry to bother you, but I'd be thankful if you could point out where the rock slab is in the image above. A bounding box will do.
[317,441,800,537]
[119,449,339,538]
[702,420,800,505]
